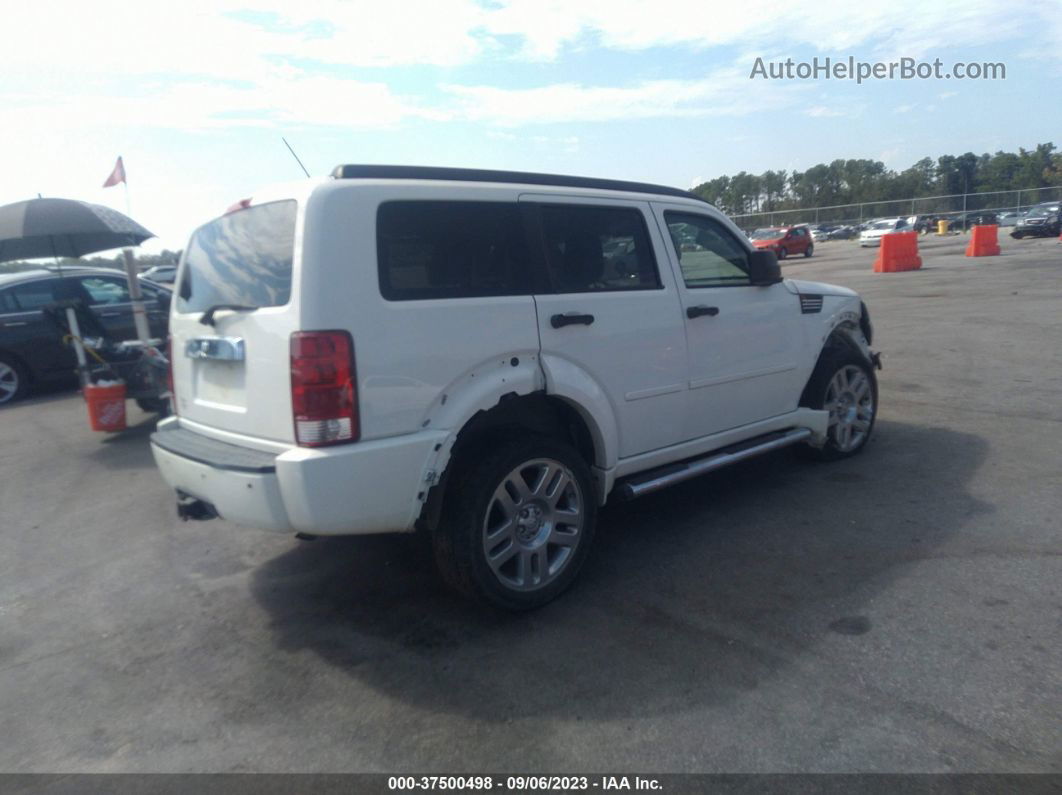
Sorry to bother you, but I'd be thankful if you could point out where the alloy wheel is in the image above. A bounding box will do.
[825,364,874,452]
[0,361,19,404]
[481,458,585,592]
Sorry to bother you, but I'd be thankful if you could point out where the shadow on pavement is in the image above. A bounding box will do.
[249,420,990,722]
[85,415,159,469]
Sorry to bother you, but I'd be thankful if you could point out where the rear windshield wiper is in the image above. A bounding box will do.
[198,304,258,326]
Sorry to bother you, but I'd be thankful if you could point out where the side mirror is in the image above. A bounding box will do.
[157,290,172,309]
[748,250,782,286]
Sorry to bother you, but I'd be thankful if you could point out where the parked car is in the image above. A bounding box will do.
[996,212,1024,227]
[749,225,814,258]
[858,217,910,247]
[150,165,880,610]
[140,264,177,284]
[1011,203,1061,238]
[828,225,857,240]
[948,211,998,231]
[0,267,170,404]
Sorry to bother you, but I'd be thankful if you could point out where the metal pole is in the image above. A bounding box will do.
[122,247,152,343]
[65,307,89,387]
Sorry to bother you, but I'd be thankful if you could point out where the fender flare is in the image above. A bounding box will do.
[536,353,618,472]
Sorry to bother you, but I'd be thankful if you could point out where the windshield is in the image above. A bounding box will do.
[1027,207,1058,218]
[751,228,784,240]
[869,221,894,230]
[177,200,296,313]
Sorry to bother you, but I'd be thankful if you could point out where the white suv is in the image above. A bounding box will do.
[151,165,880,609]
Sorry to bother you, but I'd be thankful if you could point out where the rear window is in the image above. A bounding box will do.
[177,200,296,313]
[7,280,57,310]
[377,201,533,301]
[540,204,660,292]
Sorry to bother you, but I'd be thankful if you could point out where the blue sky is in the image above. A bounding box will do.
[2,0,1060,251]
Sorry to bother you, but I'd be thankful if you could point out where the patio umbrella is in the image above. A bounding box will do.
[0,198,157,386]
[0,197,154,263]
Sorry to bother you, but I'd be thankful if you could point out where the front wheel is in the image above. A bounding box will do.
[434,437,597,610]
[777,247,788,260]
[799,349,877,460]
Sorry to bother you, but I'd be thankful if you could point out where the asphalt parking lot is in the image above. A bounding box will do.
[1,233,1060,774]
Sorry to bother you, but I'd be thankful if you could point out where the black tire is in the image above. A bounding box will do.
[804,244,814,258]
[1011,230,1024,239]
[0,355,28,406]
[777,247,788,260]
[135,397,170,415]
[433,436,597,611]
[798,345,877,461]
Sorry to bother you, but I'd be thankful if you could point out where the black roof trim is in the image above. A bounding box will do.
[330,164,710,204]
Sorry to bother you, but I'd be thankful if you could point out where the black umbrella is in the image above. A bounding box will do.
[0,197,154,263]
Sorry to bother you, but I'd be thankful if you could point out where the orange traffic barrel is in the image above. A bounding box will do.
[965,224,1001,257]
[84,381,127,432]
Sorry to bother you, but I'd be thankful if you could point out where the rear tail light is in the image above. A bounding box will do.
[290,331,358,447]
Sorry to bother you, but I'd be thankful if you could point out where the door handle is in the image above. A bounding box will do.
[551,313,595,329]
[686,305,720,319]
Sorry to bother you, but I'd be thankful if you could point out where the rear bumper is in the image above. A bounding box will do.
[150,419,446,536]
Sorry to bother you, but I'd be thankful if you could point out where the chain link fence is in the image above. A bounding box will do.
[728,185,1062,232]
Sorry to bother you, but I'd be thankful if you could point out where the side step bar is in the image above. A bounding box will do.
[618,428,813,500]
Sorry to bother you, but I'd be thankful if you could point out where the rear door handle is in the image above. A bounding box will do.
[686,305,720,319]
[551,313,595,329]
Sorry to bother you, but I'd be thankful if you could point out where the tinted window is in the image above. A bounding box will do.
[177,200,295,313]
[377,201,532,301]
[665,213,750,288]
[80,276,131,304]
[540,205,659,293]
[7,279,57,310]
[0,289,14,313]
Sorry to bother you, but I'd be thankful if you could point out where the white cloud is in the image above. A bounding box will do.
[804,106,846,118]
[443,69,802,126]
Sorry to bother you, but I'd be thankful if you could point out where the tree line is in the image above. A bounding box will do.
[691,143,1062,218]
[0,249,181,273]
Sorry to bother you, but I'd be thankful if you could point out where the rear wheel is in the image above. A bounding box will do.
[433,437,597,610]
[804,244,814,258]
[0,356,27,405]
[799,348,877,461]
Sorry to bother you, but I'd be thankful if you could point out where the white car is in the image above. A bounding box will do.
[859,218,910,247]
[151,166,880,609]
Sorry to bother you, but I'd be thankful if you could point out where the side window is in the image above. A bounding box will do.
[540,204,660,293]
[664,212,751,288]
[80,276,131,305]
[8,280,57,310]
[377,201,533,301]
[0,288,14,313]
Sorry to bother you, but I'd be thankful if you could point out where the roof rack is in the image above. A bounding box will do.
[330,164,709,204]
